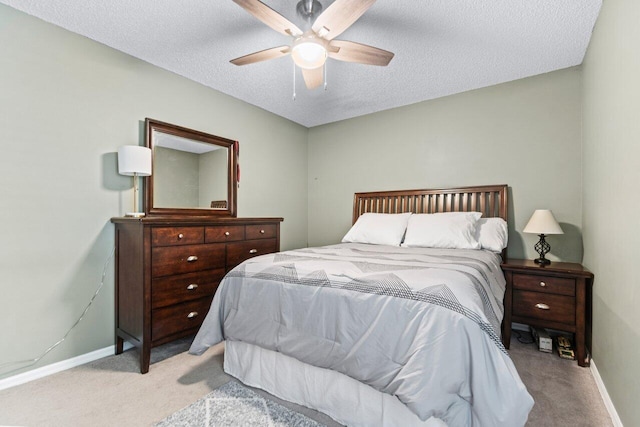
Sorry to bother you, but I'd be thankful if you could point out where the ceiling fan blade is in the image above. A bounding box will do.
[328,40,394,66]
[233,0,303,37]
[312,0,376,40]
[301,67,324,90]
[230,46,291,66]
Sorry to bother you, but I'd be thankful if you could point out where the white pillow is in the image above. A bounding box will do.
[402,212,482,249]
[342,213,412,246]
[475,217,508,252]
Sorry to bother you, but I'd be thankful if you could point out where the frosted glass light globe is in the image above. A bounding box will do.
[291,38,327,69]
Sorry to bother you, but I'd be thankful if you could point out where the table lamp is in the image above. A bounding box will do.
[523,209,563,265]
[118,145,152,217]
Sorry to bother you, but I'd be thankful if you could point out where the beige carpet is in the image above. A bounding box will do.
[509,334,614,427]
[0,334,613,426]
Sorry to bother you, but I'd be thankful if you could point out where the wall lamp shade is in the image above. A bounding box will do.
[117,146,152,217]
[523,209,564,265]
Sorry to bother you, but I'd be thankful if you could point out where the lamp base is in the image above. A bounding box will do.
[125,212,146,218]
[533,234,552,266]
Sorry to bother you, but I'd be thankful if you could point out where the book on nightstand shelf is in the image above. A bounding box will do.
[530,326,553,353]
[557,335,575,360]
[529,326,576,359]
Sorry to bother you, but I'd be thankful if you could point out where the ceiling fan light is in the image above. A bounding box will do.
[291,40,327,69]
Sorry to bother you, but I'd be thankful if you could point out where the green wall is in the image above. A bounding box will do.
[582,0,640,424]
[4,5,633,424]
[308,68,584,263]
[0,4,308,380]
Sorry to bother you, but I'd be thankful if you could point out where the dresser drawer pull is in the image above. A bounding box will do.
[178,233,184,239]
[186,284,198,290]
[539,281,546,287]
[249,249,258,254]
[535,303,550,310]
[225,231,230,236]
[187,311,199,318]
[186,255,198,262]
[260,229,265,234]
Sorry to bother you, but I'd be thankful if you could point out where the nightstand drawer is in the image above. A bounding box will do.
[513,290,575,325]
[513,274,575,296]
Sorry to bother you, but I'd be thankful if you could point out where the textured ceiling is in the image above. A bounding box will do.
[2,0,601,127]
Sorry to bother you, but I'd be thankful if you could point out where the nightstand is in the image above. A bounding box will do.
[501,259,594,367]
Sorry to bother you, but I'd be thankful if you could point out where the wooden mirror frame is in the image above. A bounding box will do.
[144,118,237,217]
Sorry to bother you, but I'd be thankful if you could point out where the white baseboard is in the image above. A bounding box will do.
[0,342,134,392]
[591,358,623,427]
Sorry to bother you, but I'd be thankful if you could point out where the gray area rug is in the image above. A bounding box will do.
[155,381,325,427]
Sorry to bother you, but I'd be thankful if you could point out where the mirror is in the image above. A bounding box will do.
[145,118,237,217]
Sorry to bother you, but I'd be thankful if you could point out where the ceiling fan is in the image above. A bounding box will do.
[230,0,394,90]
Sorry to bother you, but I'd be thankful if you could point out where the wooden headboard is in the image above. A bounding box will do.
[353,184,508,223]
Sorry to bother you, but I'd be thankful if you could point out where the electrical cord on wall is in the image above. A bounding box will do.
[0,247,115,376]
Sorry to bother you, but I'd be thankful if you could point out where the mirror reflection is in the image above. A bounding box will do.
[145,118,237,217]
[153,133,228,210]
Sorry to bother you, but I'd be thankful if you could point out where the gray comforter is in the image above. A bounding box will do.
[190,243,533,426]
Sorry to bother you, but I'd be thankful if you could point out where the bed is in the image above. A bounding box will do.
[190,185,534,426]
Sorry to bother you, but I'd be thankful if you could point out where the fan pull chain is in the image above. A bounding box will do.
[292,62,297,101]
[324,61,328,91]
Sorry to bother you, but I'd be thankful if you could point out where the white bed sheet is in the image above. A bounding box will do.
[224,340,447,427]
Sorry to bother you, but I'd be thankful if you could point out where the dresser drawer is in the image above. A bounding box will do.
[205,225,245,243]
[513,273,575,296]
[152,244,225,277]
[152,269,225,309]
[513,290,576,325]
[226,238,277,268]
[152,227,204,247]
[151,297,213,341]
[246,224,277,240]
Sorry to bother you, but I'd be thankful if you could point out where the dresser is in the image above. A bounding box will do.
[501,259,594,366]
[111,216,283,373]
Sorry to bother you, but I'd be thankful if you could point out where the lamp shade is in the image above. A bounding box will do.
[117,146,152,176]
[523,209,564,235]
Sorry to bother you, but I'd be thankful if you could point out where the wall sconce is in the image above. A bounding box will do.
[117,146,152,217]
[523,209,564,265]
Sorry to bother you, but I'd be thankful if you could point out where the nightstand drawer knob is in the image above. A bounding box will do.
[225,231,230,236]
[187,311,199,318]
[535,303,550,310]
[260,229,265,234]
[249,249,258,254]
[186,255,198,262]
[187,284,198,290]
[178,233,184,239]
[539,281,546,287]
